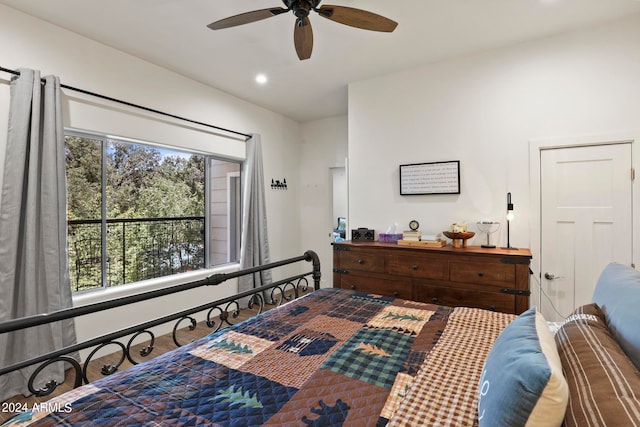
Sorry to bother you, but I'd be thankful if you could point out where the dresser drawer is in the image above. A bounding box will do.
[449,261,515,287]
[339,250,386,273]
[386,255,446,280]
[414,283,514,313]
[339,274,411,300]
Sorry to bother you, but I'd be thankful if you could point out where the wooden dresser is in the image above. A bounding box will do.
[332,241,532,314]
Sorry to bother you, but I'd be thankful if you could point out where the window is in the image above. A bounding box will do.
[65,131,241,292]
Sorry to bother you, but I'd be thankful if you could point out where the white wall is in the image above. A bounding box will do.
[0,4,304,355]
[348,13,640,261]
[299,115,348,287]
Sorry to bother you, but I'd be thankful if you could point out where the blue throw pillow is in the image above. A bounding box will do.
[478,307,568,427]
[592,263,640,370]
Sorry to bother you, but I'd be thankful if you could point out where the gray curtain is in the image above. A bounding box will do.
[0,69,77,400]
[238,134,272,302]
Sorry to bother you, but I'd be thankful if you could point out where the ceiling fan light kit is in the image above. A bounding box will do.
[207,1,398,60]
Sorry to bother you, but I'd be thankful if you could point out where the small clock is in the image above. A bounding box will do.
[409,220,419,231]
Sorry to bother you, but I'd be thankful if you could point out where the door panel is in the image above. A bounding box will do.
[541,143,632,321]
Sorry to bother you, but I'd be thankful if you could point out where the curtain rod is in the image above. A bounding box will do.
[0,66,252,140]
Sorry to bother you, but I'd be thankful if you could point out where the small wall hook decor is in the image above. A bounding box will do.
[271,178,287,190]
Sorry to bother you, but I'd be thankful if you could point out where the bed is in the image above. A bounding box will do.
[1,252,639,426]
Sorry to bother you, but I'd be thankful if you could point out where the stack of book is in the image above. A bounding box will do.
[402,230,422,241]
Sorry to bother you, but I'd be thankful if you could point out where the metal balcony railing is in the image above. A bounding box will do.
[68,216,205,292]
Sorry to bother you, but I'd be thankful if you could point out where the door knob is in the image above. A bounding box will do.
[544,272,563,280]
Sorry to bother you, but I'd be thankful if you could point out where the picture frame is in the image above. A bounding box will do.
[399,160,460,195]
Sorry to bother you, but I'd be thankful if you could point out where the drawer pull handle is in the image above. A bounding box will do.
[393,291,399,297]
[350,285,356,290]
[412,265,418,270]
[357,259,364,264]
[431,297,438,303]
[478,272,484,277]
[489,305,496,311]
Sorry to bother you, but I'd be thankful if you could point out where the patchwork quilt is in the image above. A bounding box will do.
[4,288,514,426]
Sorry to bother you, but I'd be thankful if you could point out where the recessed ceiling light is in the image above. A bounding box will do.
[255,74,268,85]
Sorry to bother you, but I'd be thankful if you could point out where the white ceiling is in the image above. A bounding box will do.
[2,0,640,122]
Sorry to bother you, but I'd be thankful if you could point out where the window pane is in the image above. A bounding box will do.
[66,132,218,292]
[209,158,241,265]
[65,135,103,292]
[105,141,206,285]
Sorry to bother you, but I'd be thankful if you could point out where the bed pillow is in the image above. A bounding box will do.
[555,303,640,426]
[592,262,640,370]
[477,307,568,427]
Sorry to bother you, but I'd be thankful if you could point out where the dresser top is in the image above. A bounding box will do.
[333,241,532,259]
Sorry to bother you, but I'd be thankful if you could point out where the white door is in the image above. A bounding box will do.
[540,143,632,321]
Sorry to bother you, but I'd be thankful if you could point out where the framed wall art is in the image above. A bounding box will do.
[399,160,460,195]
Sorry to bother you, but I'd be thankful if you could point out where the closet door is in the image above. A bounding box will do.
[540,143,632,321]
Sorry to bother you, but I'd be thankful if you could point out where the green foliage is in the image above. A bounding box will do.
[104,141,204,219]
[65,136,102,220]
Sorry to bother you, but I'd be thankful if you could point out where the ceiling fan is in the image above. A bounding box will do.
[207,0,398,60]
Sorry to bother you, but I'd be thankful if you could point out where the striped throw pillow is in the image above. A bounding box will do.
[555,303,640,427]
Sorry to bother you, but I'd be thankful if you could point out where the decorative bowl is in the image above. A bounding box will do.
[442,231,475,248]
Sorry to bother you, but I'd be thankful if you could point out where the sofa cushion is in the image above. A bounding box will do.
[477,307,568,427]
[592,262,640,370]
[555,303,640,427]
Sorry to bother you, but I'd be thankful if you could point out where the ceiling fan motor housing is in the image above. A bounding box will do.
[283,0,321,18]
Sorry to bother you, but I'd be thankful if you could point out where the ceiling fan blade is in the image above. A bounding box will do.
[294,17,313,60]
[207,7,288,30]
[317,5,398,32]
